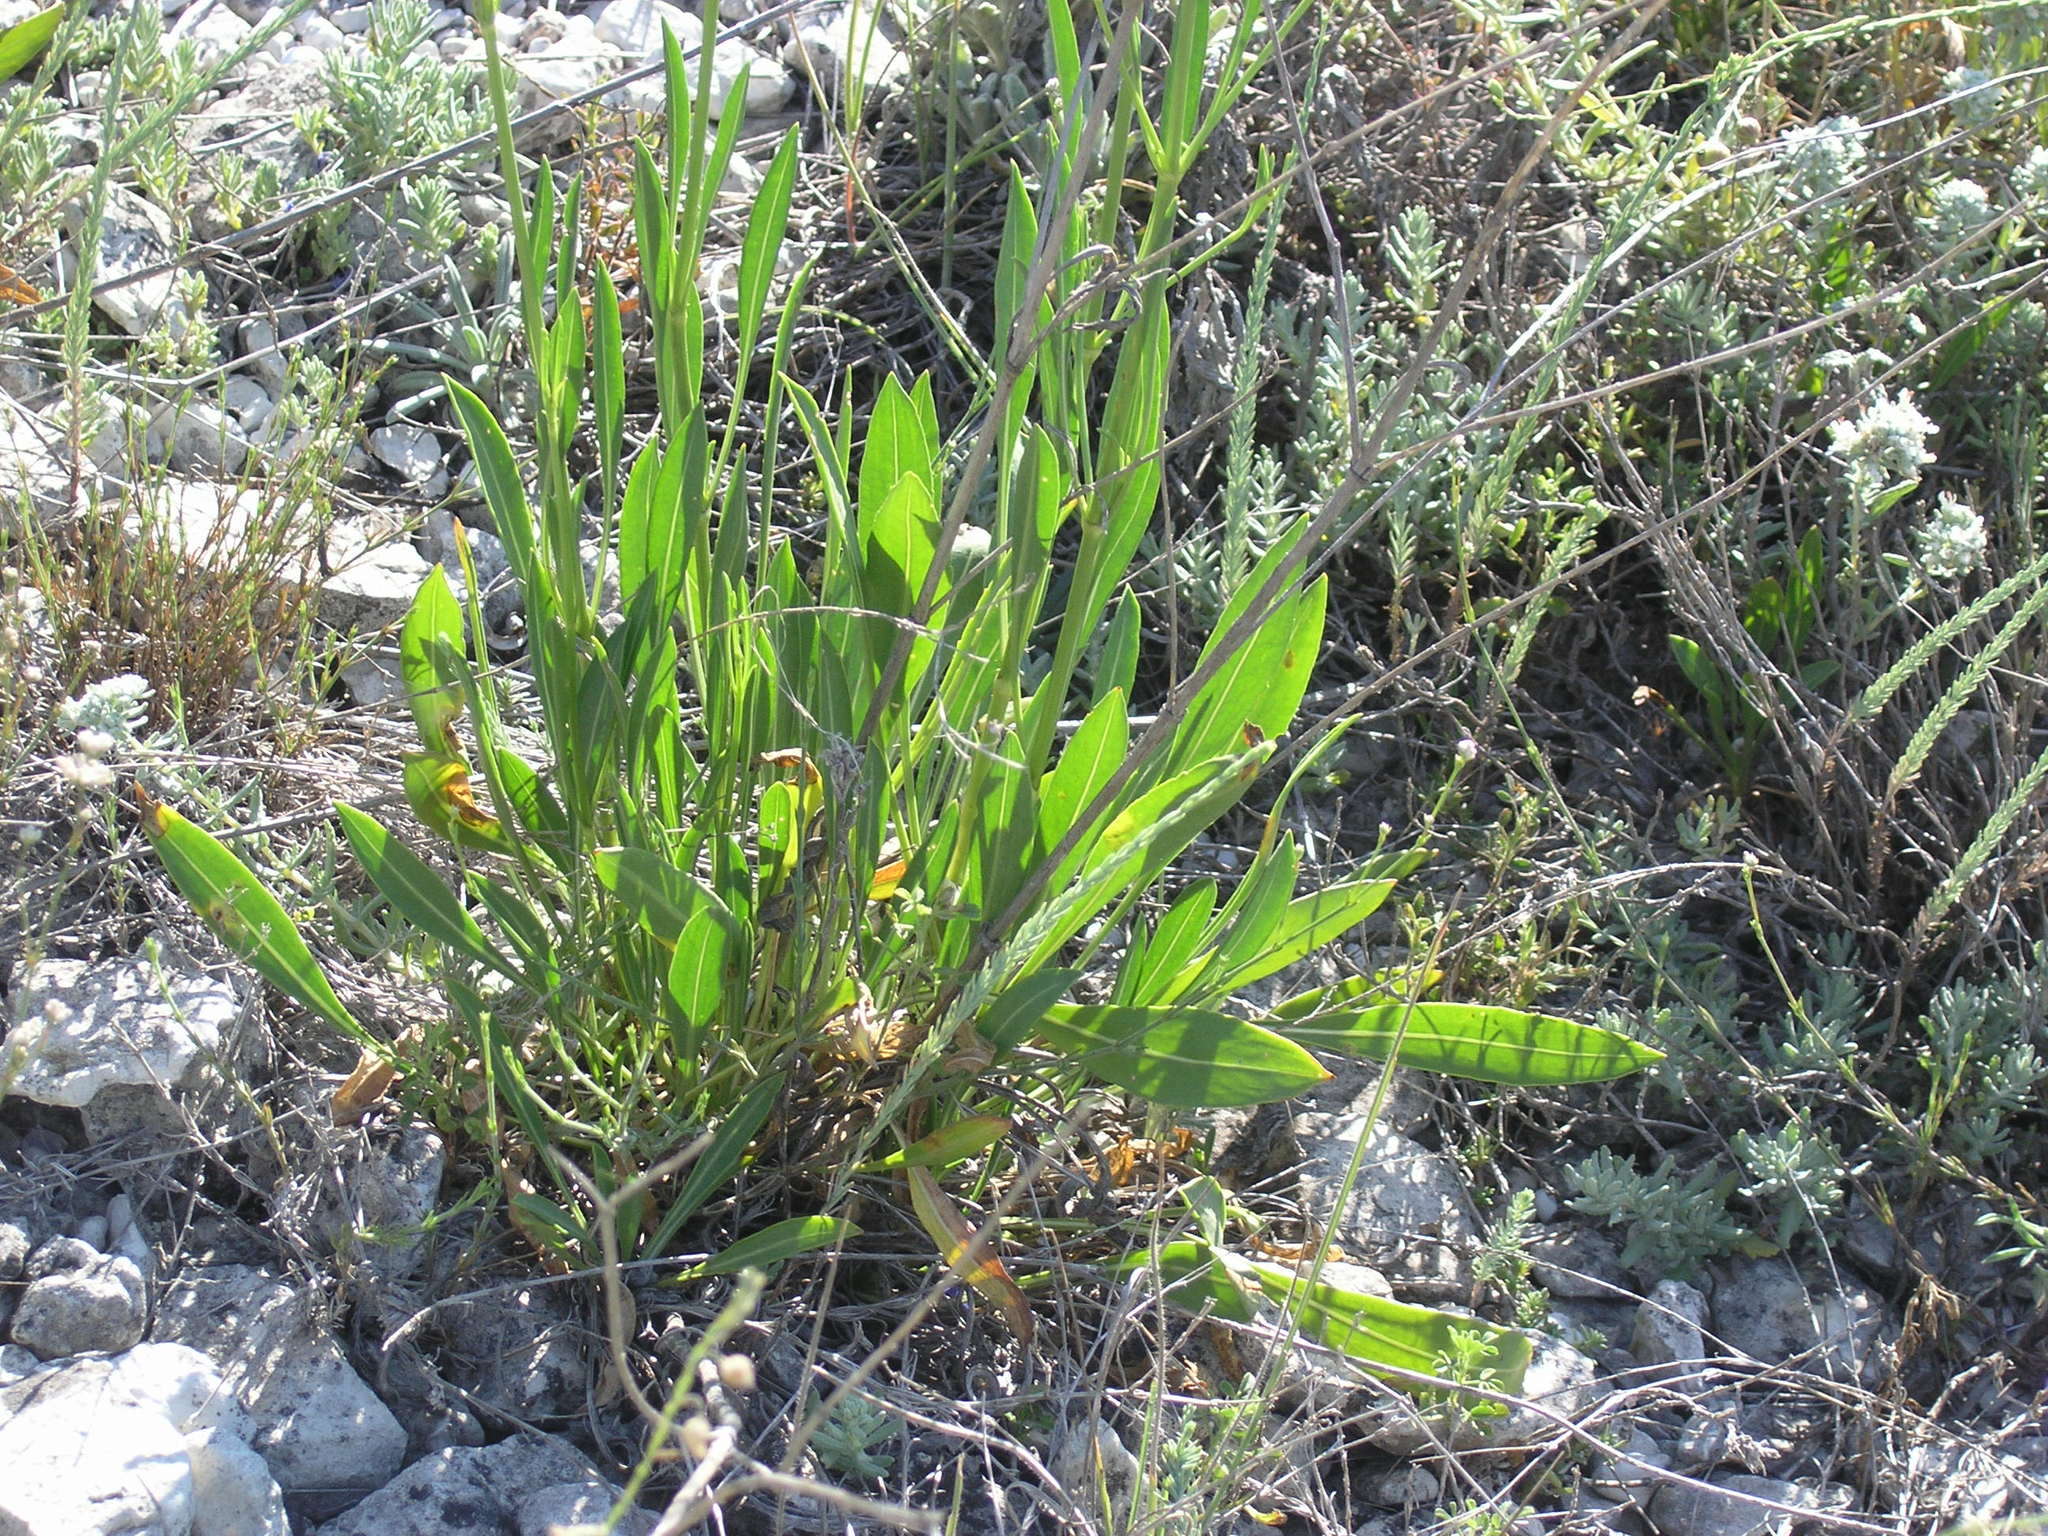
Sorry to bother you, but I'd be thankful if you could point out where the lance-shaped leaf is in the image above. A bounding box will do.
[678,1216,858,1280]
[907,1167,1034,1343]
[1274,1002,1663,1087]
[1036,1003,1328,1107]
[335,804,520,983]
[1247,1259,1533,1392]
[137,790,367,1045]
[868,1117,1012,1172]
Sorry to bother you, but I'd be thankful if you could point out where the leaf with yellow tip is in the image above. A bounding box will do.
[906,1167,1034,1343]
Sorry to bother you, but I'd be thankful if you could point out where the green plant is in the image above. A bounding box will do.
[1662,526,1835,797]
[324,0,485,179]
[1565,1146,1758,1278]
[1472,1187,1550,1328]
[133,0,1668,1418]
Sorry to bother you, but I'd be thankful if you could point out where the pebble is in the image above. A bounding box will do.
[294,12,349,52]
[10,1249,149,1358]
[1631,1277,1710,1378]
[1647,1474,1805,1536]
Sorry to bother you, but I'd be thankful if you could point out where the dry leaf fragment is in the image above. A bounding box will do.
[331,1047,398,1125]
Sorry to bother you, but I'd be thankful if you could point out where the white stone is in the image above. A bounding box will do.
[338,652,402,708]
[235,317,285,394]
[1710,1257,1894,1386]
[3,949,242,1111]
[512,41,622,110]
[1367,1331,1600,1455]
[122,480,310,585]
[328,4,372,34]
[1632,1277,1709,1377]
[517,1482,655,1536]
[294,13,347,52]
[61,186,195,340]
[186,1426,291,1536]
[153,1267,405,1505]
[312,1435,599,1536]
[592,0,698,60]
[367,423,443,485]
[0,1344,257,1536]
[1648,1475,1806,1536]
[175,5,252,70]
[10,1252,149,1358]
[0,393,76,525]
[150,398,252,476]
[705,40,792,118]
[221,376,274,439]
[320,517,434,632]
[1294,1113,1482,1300]
[784,5,909,97]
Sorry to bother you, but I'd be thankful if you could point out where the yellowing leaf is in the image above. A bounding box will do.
[907,1167,1033,1343]
[867,853,908,901]
[403,753,510,853]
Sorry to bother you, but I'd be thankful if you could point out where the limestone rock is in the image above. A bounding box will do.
[310,1434,598,1536]
[4,949,243,1111]
[153,1266,405,1512]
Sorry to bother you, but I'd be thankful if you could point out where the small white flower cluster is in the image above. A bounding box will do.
[1942,66,2006,131]
[1776,115,1868,205]
[2015,145,2048,203]
[52,674,156,798]
[1916,495,1989,581]
[1923,176,1996,250]
[1828,389,1939,495]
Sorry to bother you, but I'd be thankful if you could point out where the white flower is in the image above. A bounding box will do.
[1923,177,1996,250]
[53,753,117,795]
[56,674,152,746]
[1829,390,1939,493]
[2017,146,2048,203]
[1777,115,1867,205]
[1942,66,2005,131]
[1916,495,1989,581]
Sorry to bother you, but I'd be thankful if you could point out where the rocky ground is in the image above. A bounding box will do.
[1,0,2046,1533]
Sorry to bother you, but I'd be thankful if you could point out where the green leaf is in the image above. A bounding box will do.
[1202,872,1401,998]
[1247,1260,1533,1391]
[870,1116,1012,1172]
[1094,589,1141,709]
[1013,740,1274,979]
[1036,1003,1329,1107]
[666,906,731,1035]
[1120,879,1216,1005]
[1112,1240,1258,1323]
[1275,1003,1663,1086]
[138,794,366,1045]
[1171,522,1325,774]
[400,565,465,753]
[734,127,798,391]
[335,804,518,983]
[446,381,538,593]
[592,845,721,946]
[681,1216,858,1279]
[976,967,1081,1051]
[658,1072,784,1245]
[1037,688,1129,855]
[0,4,61,78]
